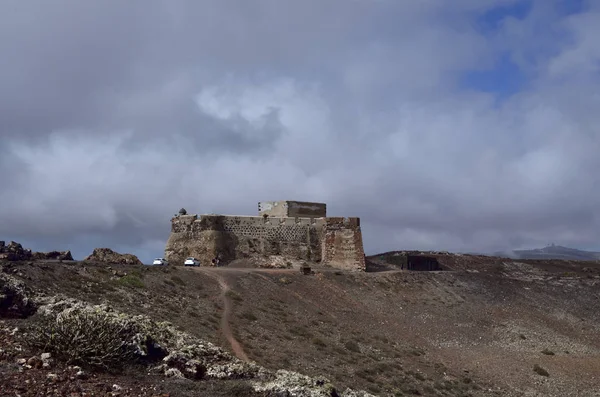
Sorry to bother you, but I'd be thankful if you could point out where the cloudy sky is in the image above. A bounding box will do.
[1,0,599,262]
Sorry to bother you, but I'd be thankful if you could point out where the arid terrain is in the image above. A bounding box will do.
[1,251,600,396]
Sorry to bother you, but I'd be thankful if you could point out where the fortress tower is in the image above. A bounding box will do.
[258,201,327,218]
[164,200,366,271]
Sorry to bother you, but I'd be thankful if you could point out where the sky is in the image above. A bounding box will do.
[1,0,599,262]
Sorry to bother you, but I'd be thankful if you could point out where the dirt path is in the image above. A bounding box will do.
[196,268,249,361]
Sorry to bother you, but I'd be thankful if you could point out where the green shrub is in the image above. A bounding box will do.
[116,274,144,288]
[27,309,142,370]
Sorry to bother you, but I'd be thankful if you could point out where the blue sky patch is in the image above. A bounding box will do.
[460,52,526,100]
[555,0,587,17]
[476,0,533,34]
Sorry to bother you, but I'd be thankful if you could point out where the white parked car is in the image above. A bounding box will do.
[152,258,169,266]
[184,257,200,267]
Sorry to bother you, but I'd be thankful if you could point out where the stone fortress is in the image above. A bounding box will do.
[164,200,366,271]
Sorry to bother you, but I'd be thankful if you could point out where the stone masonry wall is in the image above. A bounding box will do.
[322,218,366,272]
[165,214,365,271]
[165,215,325,266]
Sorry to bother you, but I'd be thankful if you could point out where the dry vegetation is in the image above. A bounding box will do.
[1,254,600,396]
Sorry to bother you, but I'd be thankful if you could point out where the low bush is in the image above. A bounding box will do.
[116,274,145,288]
[225,290,243,302]
[344,340,360,353]
[289,326,312,338]
[170,275,186,286]
[26,308,150,371]
[222,380,260,396]
[241,311,258,321]
[533,364,550,377]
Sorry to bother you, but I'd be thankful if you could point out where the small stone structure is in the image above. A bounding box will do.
[300,263,313,275]
[388,252,442,271]
[258,201,326,218]
[165,201,366,271]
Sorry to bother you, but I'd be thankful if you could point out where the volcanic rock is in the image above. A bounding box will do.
[0,241,32,261]
[84,248,142,266]
[31,251,73,261]
[0,273,37,318]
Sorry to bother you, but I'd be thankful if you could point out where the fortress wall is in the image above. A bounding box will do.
[166,213,365,271]
[322,217,366,271]
[171,214,198,232]
[166,214,324,265]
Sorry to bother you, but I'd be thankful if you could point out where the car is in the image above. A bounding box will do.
[152,258,169,266]
[184,257,200,267]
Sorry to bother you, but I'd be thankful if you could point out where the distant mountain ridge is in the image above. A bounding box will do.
[493,245,600,261]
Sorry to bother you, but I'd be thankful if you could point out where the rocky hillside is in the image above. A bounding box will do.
[2,253,600,396]
[0,261,372,396]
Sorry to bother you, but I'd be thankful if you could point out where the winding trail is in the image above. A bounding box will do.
[196,268,249,361]
[188,266,407,361]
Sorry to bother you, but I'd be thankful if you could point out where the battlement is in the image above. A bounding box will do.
[165,201,365,271]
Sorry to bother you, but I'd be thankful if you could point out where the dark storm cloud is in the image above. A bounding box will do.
[1,0,599,261]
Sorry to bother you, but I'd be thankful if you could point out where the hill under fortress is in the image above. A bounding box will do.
[164,200,366,271]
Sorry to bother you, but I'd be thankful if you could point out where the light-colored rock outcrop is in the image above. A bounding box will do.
[84,248,142,265]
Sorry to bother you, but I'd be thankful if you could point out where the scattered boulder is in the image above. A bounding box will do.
[84,248,142,266]
[257,255,295,269]
[27,355,43,369]
[300,263,313,275]
[0,273,37,318]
